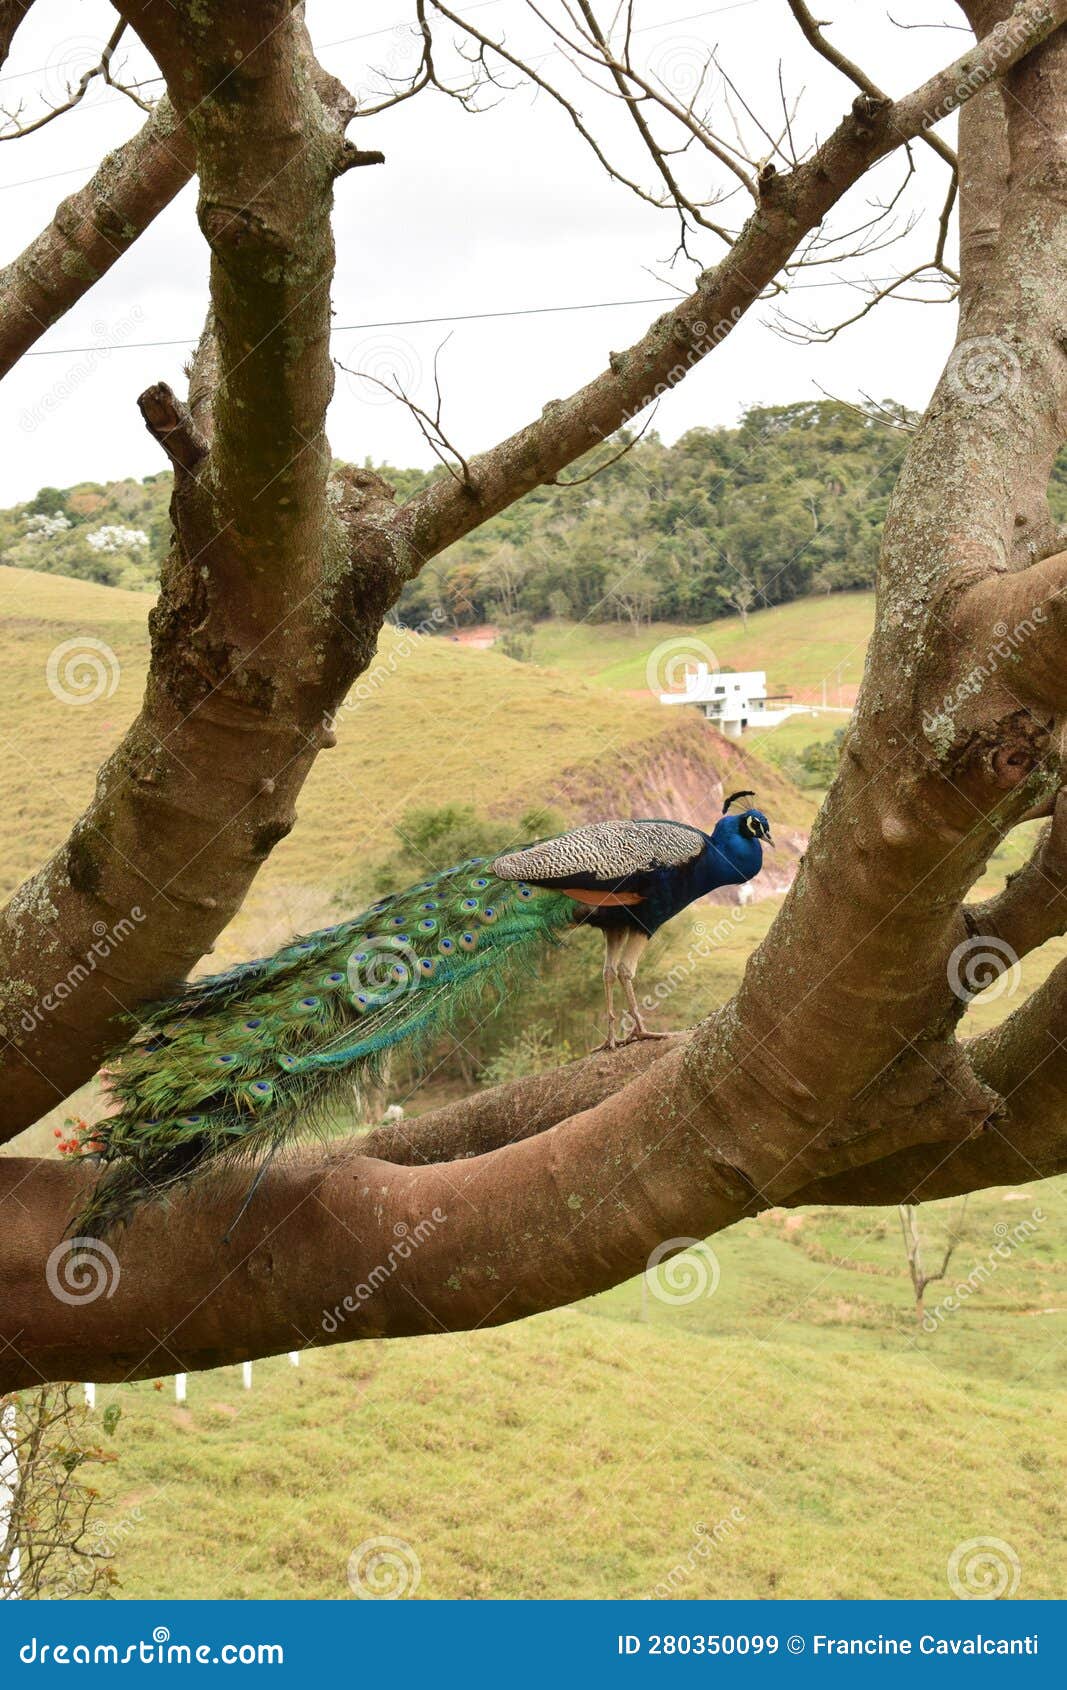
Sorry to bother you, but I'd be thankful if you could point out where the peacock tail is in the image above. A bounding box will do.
[71,860,576,1240]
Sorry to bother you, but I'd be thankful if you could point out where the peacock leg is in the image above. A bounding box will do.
[592,928,626,1050]
[618,930,670,1043]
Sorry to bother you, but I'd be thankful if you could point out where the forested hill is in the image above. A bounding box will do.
[7,400,1067,619]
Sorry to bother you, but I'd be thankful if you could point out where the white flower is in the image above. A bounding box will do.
[24,513,71,539]
[86,525,150,553]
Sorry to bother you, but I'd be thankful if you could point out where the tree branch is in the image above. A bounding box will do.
[0,99,195,380]
[394,0,1064,567]
[0,1,32,71]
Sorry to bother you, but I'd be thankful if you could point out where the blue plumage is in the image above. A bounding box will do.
[497,789,772,1047]
[70,791,772,1237]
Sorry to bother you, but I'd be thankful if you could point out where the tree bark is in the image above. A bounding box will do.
[2,2,1067,1389]
[0,0,1057,1139]
[0,101,195,379]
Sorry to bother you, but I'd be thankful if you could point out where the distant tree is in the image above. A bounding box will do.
[898,1200,970,1328]
[0,1387,119,1600]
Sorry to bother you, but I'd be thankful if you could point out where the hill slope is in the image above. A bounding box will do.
[0,565,812,954]
[82,1177,1067,1600]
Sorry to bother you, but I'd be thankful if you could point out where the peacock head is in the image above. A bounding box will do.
[719,789,774,847]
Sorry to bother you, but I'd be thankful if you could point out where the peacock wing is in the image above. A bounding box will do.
[491,818,706,893]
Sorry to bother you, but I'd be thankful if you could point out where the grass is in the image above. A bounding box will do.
[0,566,811,971]
[528,593,874,696]
[83,1176,1066,1600]
[5,567,1066,1601]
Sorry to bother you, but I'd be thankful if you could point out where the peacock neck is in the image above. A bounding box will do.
[699,828,761,890]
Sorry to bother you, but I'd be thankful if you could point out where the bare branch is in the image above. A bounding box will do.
[547,405,659,487]
[396,0,1063,566]
[338,336,475,493]
[137,382,209,476]
[0,99,195,380]
[785,0,958,171]
[0,21,153,142]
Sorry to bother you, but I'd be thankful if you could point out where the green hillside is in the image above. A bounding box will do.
[529,591,873,698]
[81,1176,1066,1600]
[4,565,1066,1604]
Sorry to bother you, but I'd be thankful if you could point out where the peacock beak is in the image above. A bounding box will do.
[764,829,775,847]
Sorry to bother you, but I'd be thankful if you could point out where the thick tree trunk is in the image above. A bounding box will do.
[1,1,1066,1388]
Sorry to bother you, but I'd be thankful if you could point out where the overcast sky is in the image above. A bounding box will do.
[0,0,969,506]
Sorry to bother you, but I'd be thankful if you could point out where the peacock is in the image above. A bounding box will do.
[69,791,773,1240]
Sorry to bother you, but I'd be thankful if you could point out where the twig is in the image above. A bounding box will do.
[338,335,477,495]
[548,402,659,487]
[0,21,152,142]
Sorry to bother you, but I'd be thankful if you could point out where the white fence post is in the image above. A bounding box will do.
[287,1352,300,1368]
[175,1375,187,1405]
[83,1384,96,1411]
[1,1403,21,1600]
[241,1362,253,1391]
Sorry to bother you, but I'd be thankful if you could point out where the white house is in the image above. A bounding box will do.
[658,664,800,738]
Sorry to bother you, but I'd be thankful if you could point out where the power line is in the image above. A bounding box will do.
[20,274,938,357]
[24,295,681,355]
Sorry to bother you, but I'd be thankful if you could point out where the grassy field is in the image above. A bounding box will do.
[529,593,874,698]
[83,1176,1066,1601]
[5,566,1066,1602]
[0,565,810,958]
